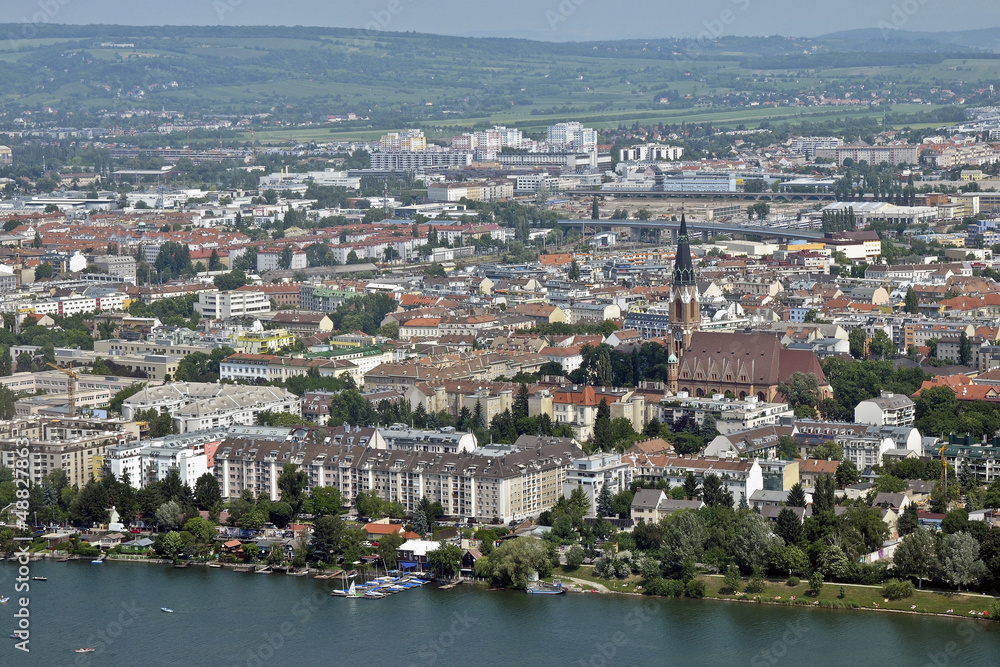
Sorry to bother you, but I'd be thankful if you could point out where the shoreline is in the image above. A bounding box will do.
[553,571,997,623]
[13,553,998,623]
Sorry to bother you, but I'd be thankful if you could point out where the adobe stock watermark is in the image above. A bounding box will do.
[672,0,753,70]
[70,600,145,666]
[576,606,653,667]
[545,0,587,32]
[878,0,933,39]
[4,0,74,51]
[10,437,32,654]
[406,610,478,666]
[921,620,990,667]
[749,619,809,666]
[225,583,343,667]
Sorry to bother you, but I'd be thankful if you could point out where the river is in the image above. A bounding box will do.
[0,559,997,667]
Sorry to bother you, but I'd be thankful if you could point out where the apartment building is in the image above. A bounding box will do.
[854,391,916,427]
[104,429,225,489]
[0,417,139,489]
[121,382,299,433]
[563,452,633,517]
[629,455,763,509]
[195,290,271,320]
[213,430,583,523]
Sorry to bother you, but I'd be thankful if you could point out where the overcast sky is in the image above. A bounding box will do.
[8,0,996,41]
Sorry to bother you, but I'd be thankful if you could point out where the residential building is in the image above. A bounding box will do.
[629,455,763,508]
[562,452,634,516]
[195,290,271,320]
[212,431,583,522]
[121,382,299,433]
[854,392,916,427]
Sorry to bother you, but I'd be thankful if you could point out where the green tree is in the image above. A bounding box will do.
[159,531,185,561]
[939,531,987,589]
[835,460,860,488]
[774,507,803,546]
[786,483,807,508]
[904,286,919,314]
[812,440,843,461]
[477,537,552,589]
[277,463,308,514]
[311,514,345,563]
[732,512,779,573]
[155,500,183,531]
[777,372,821,410]
[0,345,11,377]
[848,328,867,359]
[869,330,897,361]
[304,486,342,517]
[892,528,936,588]
[721,564,743,594]
[193,472,221,511]
[808,571,824,596]
[702,474,734,508]
[428,541,463,578]
[959,332,973,367]
[661,510,707,576]
[568,258,581,281]
[213,269,248,291]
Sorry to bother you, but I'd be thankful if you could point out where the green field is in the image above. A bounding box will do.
[0,24,995,142]
[554,566,998,620]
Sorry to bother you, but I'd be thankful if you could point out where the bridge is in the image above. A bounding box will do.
[571,189,836,202]
[556,219,827,243]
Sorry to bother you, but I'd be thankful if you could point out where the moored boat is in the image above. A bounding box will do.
[75,648,96,653]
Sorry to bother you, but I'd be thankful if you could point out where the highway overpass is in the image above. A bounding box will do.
[572,190,836,202]
[557,219,827,243]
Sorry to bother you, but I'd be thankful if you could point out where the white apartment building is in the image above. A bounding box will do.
[619,144,685,162]
[547,122,597,152]
[855,391,916,427]
[105,430,224,489]
[563,452,633,517]
[195,290,271,320]
[630,455,763,509]
[256,250,306,273]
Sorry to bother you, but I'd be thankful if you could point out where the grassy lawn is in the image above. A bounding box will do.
[702,575,996,618]
[554,566,997,619]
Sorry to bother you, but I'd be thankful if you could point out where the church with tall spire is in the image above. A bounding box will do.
[668,213,699,358]
[664,214,830,401]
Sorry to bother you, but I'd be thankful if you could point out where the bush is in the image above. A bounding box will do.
[565,545,585,570]
[665,579,687,598]
[786,576,800,587]
[685,579,705,598]
[746,568,766,594]
[721,564,742,594]
[808,571,824,596]
[882,579,915,601]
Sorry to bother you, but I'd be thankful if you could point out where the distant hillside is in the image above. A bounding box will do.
[0,24,995,135]
[820,27,1000,53]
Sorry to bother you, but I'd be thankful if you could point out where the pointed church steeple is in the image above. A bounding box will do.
[672,213,695,285]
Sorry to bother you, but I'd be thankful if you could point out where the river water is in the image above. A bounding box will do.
[1,559,998,667]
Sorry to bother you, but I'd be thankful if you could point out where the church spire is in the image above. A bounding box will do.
[672,212,695,285]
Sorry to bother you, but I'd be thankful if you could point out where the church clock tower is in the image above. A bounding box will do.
[669,213,699,357]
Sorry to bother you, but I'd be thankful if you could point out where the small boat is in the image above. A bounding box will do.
[160,607,173,613]
[209,563,222,568]
[32,576,47,581]
[0,596,9,603]
[526,583,566,595]
[91,559,103,564]
[75,648,96,653]
[363,590,384,599]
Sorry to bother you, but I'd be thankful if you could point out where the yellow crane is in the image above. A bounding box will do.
[47,362,79,418]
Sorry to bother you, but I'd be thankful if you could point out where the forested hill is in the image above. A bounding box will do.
[0,24,994,128]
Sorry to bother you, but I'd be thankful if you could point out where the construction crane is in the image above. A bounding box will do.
[47,362,79,418]
[939,444,948,500]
